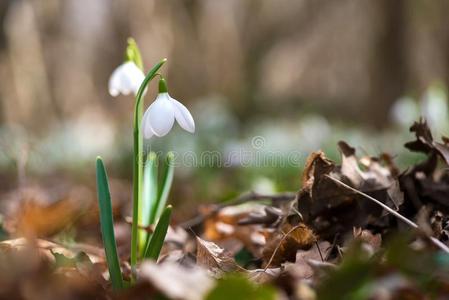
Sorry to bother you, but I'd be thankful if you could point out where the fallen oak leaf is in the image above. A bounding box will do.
[352,228,382,251]
[0,238,101,263]
[10,198,85,238]
[338,142,405,218]
[247,268,281,284]
[306,259,337,274]
[284,241,332,280]
[297,151,345,224]
[338,141,367,187]
[405,119,449,165]
[201,203,266,241]
[238,206,283,226]
[339,141,398,193]
[325,175,449,253]
[195,237,280,284]
[140,261,215,300]
[262,223,316,268]
[196,237,242,276]
[297,144,402,240]
[200,203,278,257]
[399,121,449,213]
[180,192,295,231]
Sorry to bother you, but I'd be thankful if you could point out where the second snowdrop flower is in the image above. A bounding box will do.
[108,38,145,97]
[142,78,195,138]
[108,62,145,97]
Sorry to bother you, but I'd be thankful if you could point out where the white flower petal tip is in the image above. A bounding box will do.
[141,93,195,139]
[171,97,195,133]
[108,61,145,97]
[142,108,154,139]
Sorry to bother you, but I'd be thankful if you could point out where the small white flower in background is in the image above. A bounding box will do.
[142,79,195,138]
[251,177,276,194]
[108,61,145,97]
[390,96,419,127]
[421,84,448,131]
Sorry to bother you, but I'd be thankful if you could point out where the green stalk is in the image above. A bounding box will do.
[131,58,167,273]
[139,152,158,255]
[144,205,172,260]
[95,157,123,289]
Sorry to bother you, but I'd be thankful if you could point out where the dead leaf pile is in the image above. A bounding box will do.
[0,119,448,299]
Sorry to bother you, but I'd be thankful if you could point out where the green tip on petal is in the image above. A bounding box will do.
[158,78,168,93]
[125,37,144,70]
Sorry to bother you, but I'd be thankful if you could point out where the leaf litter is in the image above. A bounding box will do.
[1,119,449,299]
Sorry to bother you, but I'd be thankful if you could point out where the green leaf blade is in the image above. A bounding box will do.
[139,152,159,255]
[144,205,172,261]
[96,157,123,290]
[150,152,175,225]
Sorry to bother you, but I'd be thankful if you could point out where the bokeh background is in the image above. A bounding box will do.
[1,0,449,217]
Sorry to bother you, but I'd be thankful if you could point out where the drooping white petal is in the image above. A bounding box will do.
[170,97,195,133]
[108,61,145,97]
[147,93,175,137]
[142,107,154,139]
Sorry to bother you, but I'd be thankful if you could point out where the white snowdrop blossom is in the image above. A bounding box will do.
[421,85,448,131]
[390,96,419,127]
[108,61,145,97]
[142,92,195,139]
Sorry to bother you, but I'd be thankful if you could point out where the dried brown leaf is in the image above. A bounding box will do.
[298,143,402,240]
[405,119,449,165]
[139,261,214,300]
[196,237,241,275]
[284,241,332,279]
[353,228,382,251]
[262,223,316,267]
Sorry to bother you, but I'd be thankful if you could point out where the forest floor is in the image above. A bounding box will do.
[0,119,449,300]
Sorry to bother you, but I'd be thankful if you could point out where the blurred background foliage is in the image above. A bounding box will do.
[0,0,449,217]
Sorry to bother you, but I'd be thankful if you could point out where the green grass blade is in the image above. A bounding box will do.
[139,152,158,255]
[95,157,123,289]
[144,205,172,260]
[149,152,175,225]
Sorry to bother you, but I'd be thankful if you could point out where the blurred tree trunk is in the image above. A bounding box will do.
[406,0,449,94]
[0,0,12,125]
[366,0,406,127]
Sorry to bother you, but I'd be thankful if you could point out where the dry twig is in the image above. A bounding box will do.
[325,175,449,253]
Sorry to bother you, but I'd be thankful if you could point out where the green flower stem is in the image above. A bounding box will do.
[131,58,167,276]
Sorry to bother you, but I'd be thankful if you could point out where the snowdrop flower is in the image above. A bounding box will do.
[142,78,195,138]
[108,61,145,97]
[390,96,419,127]
[421,84,448,131]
